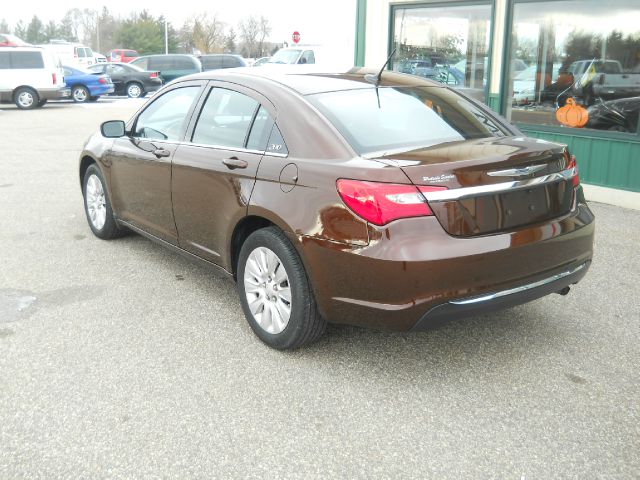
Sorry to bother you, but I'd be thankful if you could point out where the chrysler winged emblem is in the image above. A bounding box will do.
[487,164,546,177]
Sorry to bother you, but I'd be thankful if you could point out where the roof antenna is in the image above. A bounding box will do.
[365,46,397,108]
[365,46,397,86]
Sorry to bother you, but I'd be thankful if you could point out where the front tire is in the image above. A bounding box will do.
[82,164,124,239]
[126,82,143,98]
[14,87,39,110]
[237,227,326,349]
[72,85,90,103]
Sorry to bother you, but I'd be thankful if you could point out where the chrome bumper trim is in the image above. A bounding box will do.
[450,262,588,306]
[422,166,577,202]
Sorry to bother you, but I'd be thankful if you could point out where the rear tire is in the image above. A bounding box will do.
[126,82,143,98]
[82,164,125,240]
[72,85,90,103]
[237,227,326,349]
[14,87,39,110]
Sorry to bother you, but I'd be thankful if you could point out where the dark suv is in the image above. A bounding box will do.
[199,54,247,71]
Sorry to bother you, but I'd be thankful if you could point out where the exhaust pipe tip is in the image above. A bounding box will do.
[556,286,571,296]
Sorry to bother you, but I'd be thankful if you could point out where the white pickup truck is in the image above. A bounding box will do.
[570,59,640,105]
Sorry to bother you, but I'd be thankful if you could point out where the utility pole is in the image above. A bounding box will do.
[96,11,100,52]
[165,18,168,54]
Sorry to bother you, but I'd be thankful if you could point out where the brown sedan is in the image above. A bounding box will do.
[79,68,595,349]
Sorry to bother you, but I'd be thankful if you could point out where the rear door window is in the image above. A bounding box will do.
[301,51,315,64]
[133,57,148,70]
[203,56,223,69]
[0,52,10,69]
[173,56,195,70]
[192,88,259,149]
[10,52,44,69]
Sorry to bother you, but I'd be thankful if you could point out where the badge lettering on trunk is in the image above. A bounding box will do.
[422,174,455,183]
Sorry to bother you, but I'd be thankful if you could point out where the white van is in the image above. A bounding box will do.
[38,41,95,67]
[0,47,70,109]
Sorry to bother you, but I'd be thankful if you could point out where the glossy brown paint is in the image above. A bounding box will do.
[80,68,595,331]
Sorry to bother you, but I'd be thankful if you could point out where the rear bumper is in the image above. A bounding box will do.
[39,87,71,100]
[295,199,595,331]
[411,260,590,330]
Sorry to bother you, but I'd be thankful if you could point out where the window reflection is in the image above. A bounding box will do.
[508,0,640,133]
[391,4,492,103]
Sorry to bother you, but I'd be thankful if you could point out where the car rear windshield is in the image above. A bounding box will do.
[306,86,508,155]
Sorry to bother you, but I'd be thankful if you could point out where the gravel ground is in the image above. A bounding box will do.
[0,98,639,479]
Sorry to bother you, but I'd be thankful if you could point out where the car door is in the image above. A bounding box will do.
[106,64,126,92]
[107,82,204,244]
[171,82,275,267]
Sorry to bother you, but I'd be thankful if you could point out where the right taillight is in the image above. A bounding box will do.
[52,73,57,84]
[336,179,447,226]
[568,154,580,187]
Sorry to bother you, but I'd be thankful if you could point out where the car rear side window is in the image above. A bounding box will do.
[132,58,148,70]
[133,86,201,141]
[202,56,223,69]
[4,52,44,69]
[192,88,259,149]
[173,57,195,70]
[306,86,508,155]
[246,106,274,151]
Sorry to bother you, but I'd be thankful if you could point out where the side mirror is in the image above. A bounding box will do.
[298,57,307,65]
[101,120,126,138]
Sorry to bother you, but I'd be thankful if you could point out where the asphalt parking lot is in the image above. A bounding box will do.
[1,98,639,479]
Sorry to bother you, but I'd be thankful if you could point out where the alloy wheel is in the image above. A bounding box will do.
[73,87,88,102]
[127,84,142,98]
[243,246,292,334]
[85,174,106,230]
[17,91,34,108]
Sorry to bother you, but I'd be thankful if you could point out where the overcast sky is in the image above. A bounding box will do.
[2,0,357,48]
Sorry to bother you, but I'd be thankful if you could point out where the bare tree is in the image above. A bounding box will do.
[257,16,271,58]
[239,16,259,58]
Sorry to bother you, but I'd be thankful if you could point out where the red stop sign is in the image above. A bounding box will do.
[292,31,301,44]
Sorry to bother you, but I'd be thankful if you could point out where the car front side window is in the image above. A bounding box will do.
[133,86,200,141]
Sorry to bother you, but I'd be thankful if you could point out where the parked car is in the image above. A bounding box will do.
[39,41,95,67]
[107,49,139,63]
[199,54,247,71]
[63,65,114,102]
[94,53,107,63]
[130,54,201,82]
[587,96,640,133]
[88,62,162,98]
[79,68,594,349]
[0,33,29,47]
[0,46,69,109]
[266,48,316,65]
[253,56,271,67]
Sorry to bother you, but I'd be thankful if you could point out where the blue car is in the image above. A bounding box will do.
[63,65,114,103]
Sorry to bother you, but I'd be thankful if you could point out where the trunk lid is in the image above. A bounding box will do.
[372,136,576,236]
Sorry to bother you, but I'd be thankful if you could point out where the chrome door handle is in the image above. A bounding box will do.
[153,148,171,158]
[222,157,248,169]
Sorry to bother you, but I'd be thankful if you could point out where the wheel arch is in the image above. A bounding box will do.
[12,85,38,98]
[79,155,98,187]
[229,215,274,280]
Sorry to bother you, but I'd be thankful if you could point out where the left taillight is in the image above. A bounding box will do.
[568,154,580,187]
[99,77,107,84]
[52,73,57,84]
[149,71,159,78]
[336,179,447,226]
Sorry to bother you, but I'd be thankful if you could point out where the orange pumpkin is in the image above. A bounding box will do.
[556,97,589,128]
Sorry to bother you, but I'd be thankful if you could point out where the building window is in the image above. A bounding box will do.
[390,3,493,103]
[508,0,640,135]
